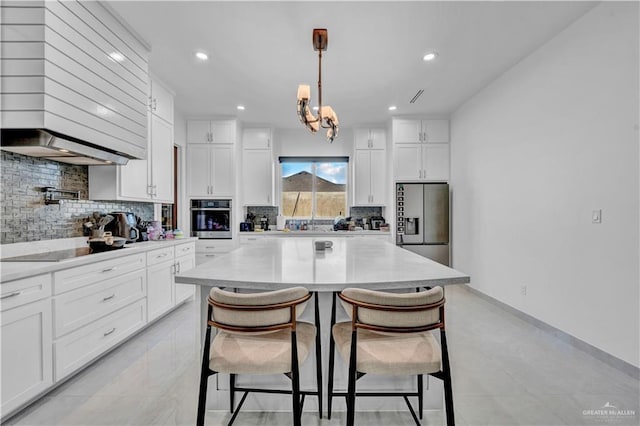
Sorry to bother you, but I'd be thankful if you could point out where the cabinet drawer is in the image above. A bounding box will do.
[53,269,146,338]
[196,239,234,253]
[146,246,175,266]
[174,242,196,257]
[54,299,146,381]
[53,253,145,295]
[1,274,52,312]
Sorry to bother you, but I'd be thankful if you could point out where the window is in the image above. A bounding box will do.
[280,157,348,219]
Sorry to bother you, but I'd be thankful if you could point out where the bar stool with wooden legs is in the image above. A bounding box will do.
[196,286,322,426]
[327,286,454,426]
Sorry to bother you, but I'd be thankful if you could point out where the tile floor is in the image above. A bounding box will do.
[4,285,639,426]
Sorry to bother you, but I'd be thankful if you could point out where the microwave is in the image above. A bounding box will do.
[190,199,232,239]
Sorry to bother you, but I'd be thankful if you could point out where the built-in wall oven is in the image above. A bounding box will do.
[190,199,232,239]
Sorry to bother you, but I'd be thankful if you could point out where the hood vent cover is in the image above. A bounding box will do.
[1,129,130,165]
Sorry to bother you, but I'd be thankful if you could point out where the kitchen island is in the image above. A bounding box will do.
[176,237,469,415]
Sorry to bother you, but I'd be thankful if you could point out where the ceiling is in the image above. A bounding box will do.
[107,1,597,130]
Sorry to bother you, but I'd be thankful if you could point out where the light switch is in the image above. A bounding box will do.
[592,209,602,224]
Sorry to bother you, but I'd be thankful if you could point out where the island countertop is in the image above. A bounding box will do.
[175,237,469,292]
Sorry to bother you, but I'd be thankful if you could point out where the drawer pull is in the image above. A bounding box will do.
[102,294,116,302]
[156,253,169,258]
[182,247,191,252]
[0,291,22,300]
[205,246,216,249]
[102,267,117,273]
[205,254,215,257]
[103,328,116,337]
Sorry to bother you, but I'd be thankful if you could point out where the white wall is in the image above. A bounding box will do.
[451,2,639,367]
[273,128,353,158]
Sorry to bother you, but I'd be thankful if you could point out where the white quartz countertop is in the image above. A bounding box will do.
[0,238,198,283]
[176,237,469,292]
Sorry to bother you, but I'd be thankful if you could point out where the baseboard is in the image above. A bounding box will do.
[461,286,639,380]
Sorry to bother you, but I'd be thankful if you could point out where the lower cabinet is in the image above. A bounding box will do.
[175,245,196,304]
[1,298,53,415]
[54,300,146,380]
[147,256,176,322]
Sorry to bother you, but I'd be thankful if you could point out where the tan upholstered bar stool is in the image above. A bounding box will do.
[196,287,322,426]
[327,286,454,426]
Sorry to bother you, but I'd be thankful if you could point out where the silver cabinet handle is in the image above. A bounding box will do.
[156,253,169,258]
[148,96,153,110]
[103,328,116,337]
[205,246,216,249]
[102,294,116,302]
[205,254,215,257]
[267,138,270,148]
[102,267,117,273]
[176,262,181,273]
[182,246,191,252]
[170,264,176,274]
[152,98,157,111]
[1,291,22,300]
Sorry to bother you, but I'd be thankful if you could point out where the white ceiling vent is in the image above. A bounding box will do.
[409,89,424,104]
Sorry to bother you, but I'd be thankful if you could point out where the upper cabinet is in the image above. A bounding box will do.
[0,1,149,159]
[187,120,236,144]
[89,77,174,203]
[186,119,237,197]
[353,128,387,206]
[393,119,449,144]
[393,119,450,181]
[242,128,273,206]
[148,77,173,125]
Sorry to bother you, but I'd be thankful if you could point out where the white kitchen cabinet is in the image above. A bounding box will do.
[148,77,173,125]
[242,149,273,205]
[187,144,235,197]
[393,119,449,143]
[195,239,234,266]
[393,118,450,181]
[174,242,196,304]
[187,119,236,144]
[242,128,271,149]
[88,78,174,203]
[353,128,386,206]
[1,295,52,416]
[354,128,386,150]
[146,246,175,321]
[354,150,386,205]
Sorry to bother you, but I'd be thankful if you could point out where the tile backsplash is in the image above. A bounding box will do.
[1,151,154,244]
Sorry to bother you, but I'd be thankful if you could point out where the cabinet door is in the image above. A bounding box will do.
[423,119,449,143]
[393,119,422,143]
[118,158,151,200]
[147,260,175,321]
[369,149,386,204]
[423,144,450,181]
[150,115,174,203]
[1,299,53,415]
[369,128,386,150]
[210,120,236,144]
[187,120,211,143]
[187,144,211,197]
[243,149,273,205]
[394,143,422,180]
[174,254,196,304]
[211,145,235,196]
[354,150,372,205]
[243,128,271,149]
[354,128,372,150]
[150,79,173,125]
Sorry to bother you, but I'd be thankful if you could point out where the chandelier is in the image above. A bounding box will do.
[297,28,339,143]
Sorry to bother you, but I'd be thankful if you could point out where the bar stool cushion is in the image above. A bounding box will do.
[332,322,441,375]
[210,322,316,375]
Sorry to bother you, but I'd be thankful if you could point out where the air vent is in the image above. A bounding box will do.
[409,89,424,104]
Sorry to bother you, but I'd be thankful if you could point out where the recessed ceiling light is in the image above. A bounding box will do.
[195,51,209,61]
[236,105,245,111]
[388,106,397,111]
[423,52,438,62]
[109,52,125,62]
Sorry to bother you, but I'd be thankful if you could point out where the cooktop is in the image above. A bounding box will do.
[1,247,94,262]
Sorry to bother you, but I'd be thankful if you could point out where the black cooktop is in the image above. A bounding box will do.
[1,247,94,262]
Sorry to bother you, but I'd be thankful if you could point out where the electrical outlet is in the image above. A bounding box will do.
[592,209,602,224]
[520,285,527,296]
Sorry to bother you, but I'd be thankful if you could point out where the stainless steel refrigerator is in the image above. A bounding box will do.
[396,183,450,266]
